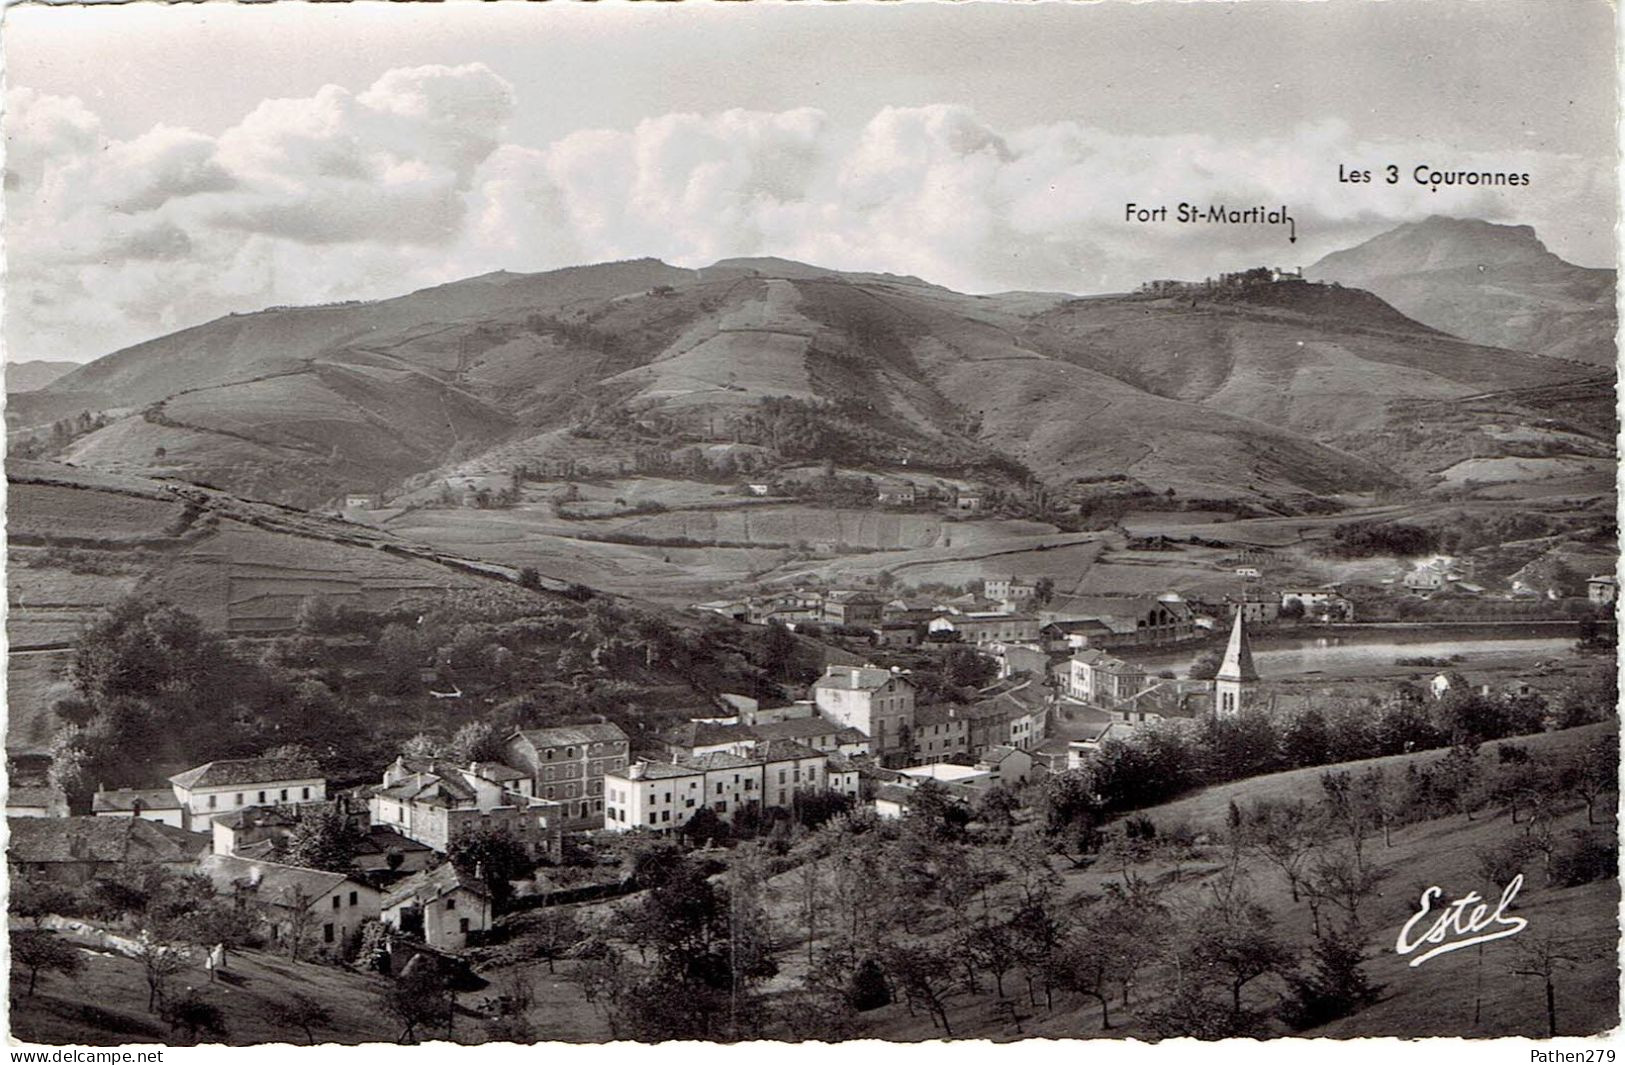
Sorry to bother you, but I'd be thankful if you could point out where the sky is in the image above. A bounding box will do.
[4,0,1618,362]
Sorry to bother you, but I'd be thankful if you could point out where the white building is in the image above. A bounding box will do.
[381,863,493,952]
[603,742,856,834]
[168,757,327,829]
[812,665,916,762]
[1213,612,1259,718]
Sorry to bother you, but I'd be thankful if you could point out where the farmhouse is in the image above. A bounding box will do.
[381,863,493,952]
[199,854,380,956]
[504,723,630,830]
[168,756,327,829]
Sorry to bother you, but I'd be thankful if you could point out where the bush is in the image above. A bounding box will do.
[1549,831,1617,888]
[847,957,891,1011]
[1477,836,1541,885]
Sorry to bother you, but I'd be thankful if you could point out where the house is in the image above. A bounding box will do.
[8,816,207,886]
[1231,596,1280,624]
[1041,618,1116,653]
[603,743,857,835]
[821,590,885,628]
[1233,566,1261,579]
[353,826,436,877]
[1403,563,1446,595]
[211,806,300,858]
[1043,596,1196,648]
[168,757,327,829]
[693,599,750,622]
[984,577,1036,604]
[992,642,1048,679]
[812,664,916,763]
[873,783,919,820]
[1588,576,1617,606]
[927,611,1041,646]
[661,721,758,760]
[954,492,984,512]
[876,481,918,506]
[9,785,68,819]
[381,863,493,952]
[975,745,1033,786]
[748,591,823,624]
[342,492,377,511]
[747,483,771,497]
[368,760,559,859]
[1067,650,1150,707]
[91,787,185,827]
[875,620,923,648]
[198,854,380,956]
[959,683,1049,752]
[504,723,630,831]
[747,717,871,757]
[911,704,971,763]
[1280,588,1355,621]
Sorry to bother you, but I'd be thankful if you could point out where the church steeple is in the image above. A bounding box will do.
[1214,610,1258,717]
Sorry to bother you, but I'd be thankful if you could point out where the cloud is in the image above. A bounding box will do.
[4,76,1611,363]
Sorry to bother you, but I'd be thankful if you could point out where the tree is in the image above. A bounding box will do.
[447,825,535,905]
[383,957,455,1043]
[527,907,583,974]
[517,567,542,591]
[1242,799,1323,903]
[1033,577,1056,604]
[282,810,364,873]
[1280,929,1378,1029]
[10,930,85,997]
[1184,886,1293,1018]
[133,929,190,1012]
[160,990,228,1044]
[883,942,964,1035]
[1559,736,1619,824]
[445,720,505,765]
[1511,935,1580,1037]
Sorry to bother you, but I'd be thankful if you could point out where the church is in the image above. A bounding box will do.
[1213,610,1259,718]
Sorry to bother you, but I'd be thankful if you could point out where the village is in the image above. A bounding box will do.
[8,534,1616,1044]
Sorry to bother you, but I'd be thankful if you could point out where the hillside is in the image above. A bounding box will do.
[8,238,1607,509]
[1310,216,1617,365]
[5,359,81,393]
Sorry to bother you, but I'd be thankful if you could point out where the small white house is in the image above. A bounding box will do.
[381,862,493,952]
[91,787,186,828]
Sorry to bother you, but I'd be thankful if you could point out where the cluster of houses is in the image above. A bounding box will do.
[5,655,1060,962]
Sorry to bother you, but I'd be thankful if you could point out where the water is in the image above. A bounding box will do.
[1135,627,1585,680]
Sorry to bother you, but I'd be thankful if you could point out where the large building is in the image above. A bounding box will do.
[927,612,1042,646]
[368,758,559,859]
[504,723,630,831]
[1044,596,1196,648]
[1067,650,1150,707]
[168,757,327,829]
[1213,612,1259,718]
[603,741,855,835]
[822,590,886,628]
[812,665,916,763]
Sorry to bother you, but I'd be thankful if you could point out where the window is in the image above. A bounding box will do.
[258,791,267,804]
[649,813,658,825]
[595,800,603,812]
[280,789,289,802]
[235,793,244,806]
[208,795,217,810]
[715,801,726,812]
[332,896,341,910]
[324,923,335,944]
[566,747,576,758]
[349,891,358,907]
[716,782,723,795]
[446,898,456,911]
[545,749,554,761]
[459,918,470,934]
[661,811,670,823]
[301,787,310,800]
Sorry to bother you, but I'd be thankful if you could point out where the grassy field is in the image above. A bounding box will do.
[9,940,402,1046]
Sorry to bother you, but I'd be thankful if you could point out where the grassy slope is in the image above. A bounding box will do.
[9,941,401,1046]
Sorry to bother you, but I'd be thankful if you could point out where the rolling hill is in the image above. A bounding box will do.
[6,235,1610,509]
[1309,216,1617,365]
[5,359,81,393]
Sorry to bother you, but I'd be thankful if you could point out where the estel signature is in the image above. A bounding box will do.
[1395,875,1528,968]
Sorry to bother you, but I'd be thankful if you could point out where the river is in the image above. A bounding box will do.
[1133,624,1590,680]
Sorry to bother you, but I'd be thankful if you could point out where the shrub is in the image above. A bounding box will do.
[1477,836,1541,885]
[1549,831,1617,888]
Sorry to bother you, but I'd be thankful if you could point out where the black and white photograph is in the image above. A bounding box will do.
[2,0,1620,1049]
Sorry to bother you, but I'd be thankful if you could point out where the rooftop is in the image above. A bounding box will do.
[900,763,993,784]
[382,862,491,910]
[814,665,910,692]
[170,757,323,791]
[198,853,360,905]
[510,723,629,748]
[9,816,205,865]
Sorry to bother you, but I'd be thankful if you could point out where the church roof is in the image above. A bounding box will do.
[1217,611,1259,683]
